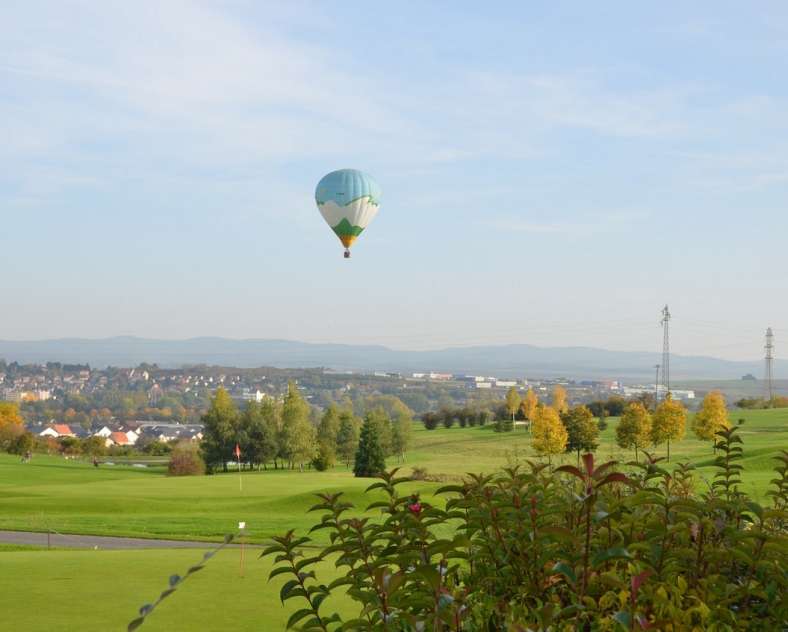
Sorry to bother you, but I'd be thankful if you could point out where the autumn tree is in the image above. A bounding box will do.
[616,402,652,462]
[531,405,568,464]
[505,387,521,428]
[551,385,569,414]
[692,390,729,451]
[519,388,539,424]
[0,401,23,428]
[651,394,687,461]
[562,405,599,464]
[0,401,25,452]
[200,387,239,472]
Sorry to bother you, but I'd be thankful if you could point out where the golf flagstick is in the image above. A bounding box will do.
[234,443,242,493]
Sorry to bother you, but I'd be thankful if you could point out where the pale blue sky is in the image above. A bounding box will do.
[1,1,786,360]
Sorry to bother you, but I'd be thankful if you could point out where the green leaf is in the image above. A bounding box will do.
[159,588,176,601]
[127,617,146,632]
[552,561,577,584]
[268,566,294,581]
[592,547,632,567]
[280,579,300,603]
[186,565,204,575]
[286,608,313,629]
[613,611,631,628]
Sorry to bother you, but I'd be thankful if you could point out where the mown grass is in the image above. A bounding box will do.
[0,407,784,543]
[0,547,350,631]
[1,407,785,630]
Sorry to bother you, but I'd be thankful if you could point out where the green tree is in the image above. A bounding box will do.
[335,411,359,468]
[562,405,599,463]
[241,400,278,470]
[200,387,239,472]
[81,435,106,457]
[616,402,652,462]
[531,405,568,464]
[279,382,316,470]
[391,411,412,462]
[505,387,521,426]
[651,394,687,461]
[353,413,386,477]
[692,390,729,451]
[313,405,342,471]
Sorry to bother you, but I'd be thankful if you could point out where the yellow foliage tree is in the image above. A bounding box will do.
[551,385,568,414]
[0,401,25,451]
[531,405,568,464]
[519,388,539,422]
[651,394,687,461]
[692,390,729,449]
[616,402,652,462]
[0,401,24,429]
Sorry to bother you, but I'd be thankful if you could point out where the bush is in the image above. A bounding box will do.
[263,426,787,630]
[0,423,25,452]
[8,431,34,455]
[167,442,205,476]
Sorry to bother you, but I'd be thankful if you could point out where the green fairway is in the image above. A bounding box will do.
[0,407,785,543]
[0,547,349,631]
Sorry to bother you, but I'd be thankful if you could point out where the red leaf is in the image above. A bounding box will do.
[555,465,584,480]
[597,473,631,487]
[582,453,595,476]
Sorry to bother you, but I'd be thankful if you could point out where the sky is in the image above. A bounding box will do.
[1,1,786,360]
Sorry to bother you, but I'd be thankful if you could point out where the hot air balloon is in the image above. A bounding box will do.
[315,169,381,258]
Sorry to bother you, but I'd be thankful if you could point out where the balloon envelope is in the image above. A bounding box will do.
[315,169,381,251]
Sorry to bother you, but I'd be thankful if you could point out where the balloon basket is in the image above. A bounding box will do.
[344,249,350,259]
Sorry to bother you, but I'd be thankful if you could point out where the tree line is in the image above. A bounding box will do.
[199,384,412,476]
[419,385,734,464]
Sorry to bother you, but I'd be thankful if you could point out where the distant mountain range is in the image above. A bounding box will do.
[0,337,781,381]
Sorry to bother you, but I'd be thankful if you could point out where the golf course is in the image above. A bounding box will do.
[2,408,786,630]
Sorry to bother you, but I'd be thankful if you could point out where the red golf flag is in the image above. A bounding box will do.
[234,443,241,459]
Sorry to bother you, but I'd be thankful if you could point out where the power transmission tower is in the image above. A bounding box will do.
[654,364,661,407]
[765,327,775,401]
[660,305,671,396]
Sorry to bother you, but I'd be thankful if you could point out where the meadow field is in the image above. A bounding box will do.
[1,407,786,629]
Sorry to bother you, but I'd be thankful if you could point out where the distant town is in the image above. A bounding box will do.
[0,359,699,446]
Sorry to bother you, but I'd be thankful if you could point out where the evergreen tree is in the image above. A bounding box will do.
[336,411,359,467]
[562,404,599,463]
[353,413,386,477]
[200,387,239,472]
